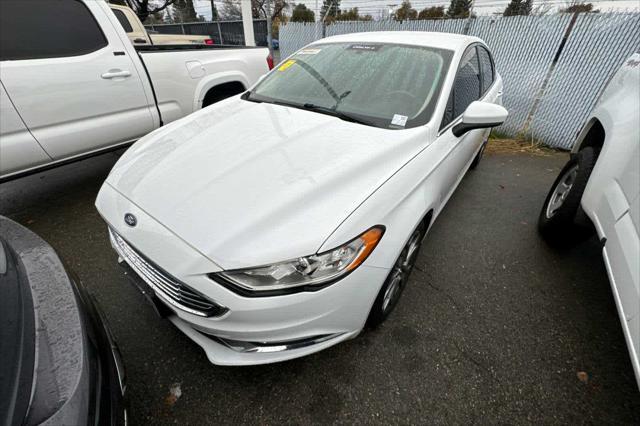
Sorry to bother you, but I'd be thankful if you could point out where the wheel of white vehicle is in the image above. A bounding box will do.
[367,222,426,327]
[469,140,487,170]
[538,147,596,245]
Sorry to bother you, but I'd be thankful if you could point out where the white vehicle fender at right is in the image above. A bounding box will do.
[571,113,611,154]
[193,71,251,110]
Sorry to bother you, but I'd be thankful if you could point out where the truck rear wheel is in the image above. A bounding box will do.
[538,147,596,245]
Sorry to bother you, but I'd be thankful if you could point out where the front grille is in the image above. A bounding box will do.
[109,229,227,317]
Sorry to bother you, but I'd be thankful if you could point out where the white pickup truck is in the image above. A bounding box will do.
[0,0,271,182]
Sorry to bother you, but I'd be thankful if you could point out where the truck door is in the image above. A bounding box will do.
[0,0,156,160]
[0,83,51,178]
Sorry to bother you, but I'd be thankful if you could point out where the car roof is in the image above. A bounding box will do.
[313,31,482,51]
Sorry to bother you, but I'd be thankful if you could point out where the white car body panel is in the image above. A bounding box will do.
[0,0,269,181]
[97,32,506,364]
[574,53,640,386]
[0,83,51,176]
[139,48,269,123]
[0,1,157,160]
[106,96,436,270]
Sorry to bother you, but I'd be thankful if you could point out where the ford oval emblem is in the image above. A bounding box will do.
[124,213,137,227]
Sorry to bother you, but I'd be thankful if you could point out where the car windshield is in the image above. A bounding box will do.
[245,42,454,129]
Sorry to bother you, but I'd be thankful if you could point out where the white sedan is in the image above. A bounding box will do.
[96,32,507,365]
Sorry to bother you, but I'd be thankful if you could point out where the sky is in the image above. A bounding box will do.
[190,0,640,20]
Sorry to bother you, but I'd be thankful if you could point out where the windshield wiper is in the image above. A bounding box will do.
[302,103,372,126]
[243,94,372,126]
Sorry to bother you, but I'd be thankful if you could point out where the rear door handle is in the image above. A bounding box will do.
[133,38,147,44]
[101,70,131,79]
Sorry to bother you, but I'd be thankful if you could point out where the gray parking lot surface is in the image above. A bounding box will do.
[1,149,638,424]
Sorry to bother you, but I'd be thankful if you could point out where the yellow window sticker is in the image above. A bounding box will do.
[278,59,296,71]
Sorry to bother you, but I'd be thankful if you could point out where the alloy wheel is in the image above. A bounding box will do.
[546,164,579,219]
[381,228,422,313]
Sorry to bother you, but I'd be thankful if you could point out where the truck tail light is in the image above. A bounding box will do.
[205,38,214,45]
[267,54,274,70]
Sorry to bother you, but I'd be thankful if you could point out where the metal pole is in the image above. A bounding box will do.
[217,20,224,44]
[241,0,256,46]
[265,0,273,56]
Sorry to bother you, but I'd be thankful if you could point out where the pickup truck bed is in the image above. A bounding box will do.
[134,44,265,52]
[135,44,269,124]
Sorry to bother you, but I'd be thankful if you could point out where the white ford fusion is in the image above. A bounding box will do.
[96,32,507,365]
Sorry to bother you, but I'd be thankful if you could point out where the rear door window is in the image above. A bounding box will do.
[0,0,108,61]
[477,46,495,94]
[112,9,134,33]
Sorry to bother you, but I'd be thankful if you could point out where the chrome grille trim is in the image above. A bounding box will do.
[197,332,346,353]
[109,228,227,318]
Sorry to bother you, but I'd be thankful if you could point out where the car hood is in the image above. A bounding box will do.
[106,97,429,269]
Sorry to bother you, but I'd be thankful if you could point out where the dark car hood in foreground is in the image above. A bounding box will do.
[0,217,125,426]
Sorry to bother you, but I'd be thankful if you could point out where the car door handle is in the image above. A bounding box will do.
[133,38,147,44]
[101,70,131,79]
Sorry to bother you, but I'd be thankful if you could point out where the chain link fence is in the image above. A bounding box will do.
[146,20,268,46]
[280,13,640,149]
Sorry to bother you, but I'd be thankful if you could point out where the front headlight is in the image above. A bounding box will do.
[211,226,384,295]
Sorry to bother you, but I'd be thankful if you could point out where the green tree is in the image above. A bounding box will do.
[503,0,533,16]
[210,2,219,21]
[447,0,472,18]
[394,0,417,20]
[418,5,445,19]
[335,7,372,21]
[290,3,315,22]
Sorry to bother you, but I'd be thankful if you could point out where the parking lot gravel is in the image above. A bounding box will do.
[1,147,638,424]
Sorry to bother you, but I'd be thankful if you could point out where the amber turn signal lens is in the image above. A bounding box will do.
[347,227,384,271]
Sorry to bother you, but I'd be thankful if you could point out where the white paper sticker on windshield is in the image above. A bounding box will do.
[297,48,322,55]
[391,114,408,127]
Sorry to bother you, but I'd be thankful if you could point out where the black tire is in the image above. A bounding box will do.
[538,147,596,245]
[366,222,426,328]
[469,140,487,170]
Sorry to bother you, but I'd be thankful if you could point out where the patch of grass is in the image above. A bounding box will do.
[486,135,561,156]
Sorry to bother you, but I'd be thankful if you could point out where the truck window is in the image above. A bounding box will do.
[0,0,108,61]
[112,9,134,33]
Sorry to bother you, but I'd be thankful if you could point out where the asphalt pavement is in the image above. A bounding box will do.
[1,147,638,424]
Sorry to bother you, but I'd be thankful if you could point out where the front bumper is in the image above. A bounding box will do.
[96,183,390,365]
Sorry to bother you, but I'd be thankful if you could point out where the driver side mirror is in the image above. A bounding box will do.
[452,101,508,137]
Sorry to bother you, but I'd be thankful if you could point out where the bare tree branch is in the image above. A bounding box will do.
[128,0,178,21]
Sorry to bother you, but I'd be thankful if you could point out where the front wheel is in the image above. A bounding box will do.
[538,147,596,245]
[366,222,426,327]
